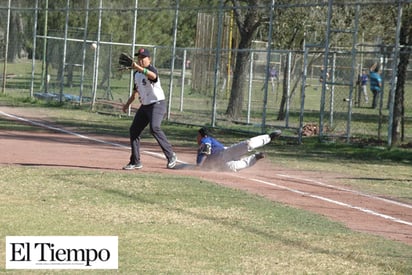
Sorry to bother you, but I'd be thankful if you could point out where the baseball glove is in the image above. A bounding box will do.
[118,52,134,68]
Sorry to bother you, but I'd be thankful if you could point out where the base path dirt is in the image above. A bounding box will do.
[1,107,411,246]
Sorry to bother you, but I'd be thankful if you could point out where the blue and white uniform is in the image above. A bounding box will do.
[197,133,272,172]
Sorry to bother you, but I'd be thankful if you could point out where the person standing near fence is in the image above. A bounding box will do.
[122,48,177,170]
[369,63,382,109]
[319,66,330,90]
[360,69,369,104]
[269,66,279,95]
[270,66,279,84]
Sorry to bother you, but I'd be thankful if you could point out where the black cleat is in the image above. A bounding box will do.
[269,130,282,140]
[123,162,143,170]
[255,152,266,160]
[167,153,177,169]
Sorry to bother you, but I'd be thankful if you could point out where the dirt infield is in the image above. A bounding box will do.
[1,107,411,246]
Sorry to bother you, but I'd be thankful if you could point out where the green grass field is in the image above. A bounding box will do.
[0,99,412,273]
[1,166,411,274]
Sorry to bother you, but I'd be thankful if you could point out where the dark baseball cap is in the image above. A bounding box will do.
[135,48,150,57]
[198,127,209,137]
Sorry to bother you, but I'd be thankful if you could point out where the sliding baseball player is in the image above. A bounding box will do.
[196,127,281,172]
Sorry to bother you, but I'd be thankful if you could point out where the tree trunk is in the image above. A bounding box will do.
[277,55,289,120]
[225,0,262,119]
[391,54,406,145]
[225,42,251,118]
[391,7,412,145]
[8,11,24,62]
[277,53,303,121]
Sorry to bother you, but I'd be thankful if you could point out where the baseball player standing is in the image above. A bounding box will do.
[196,127,281,172]
[122,48,177,170]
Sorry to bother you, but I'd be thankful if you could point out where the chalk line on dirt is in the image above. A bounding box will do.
[233,175,412,227]
[1,110,177,162]
[277,174,412,210]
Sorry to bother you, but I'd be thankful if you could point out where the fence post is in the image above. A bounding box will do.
[167,0,179,120]
[59,0,70,104]
[285,52,292,128]
[261,0,275,133]
[298,47,309,144]
[2,0,11,94]
[247,52,254,124]
[91,0,103,111]
[79,0,90,105]
[180,49,187,112]
[211,0,224,127]
[30,0,39,98]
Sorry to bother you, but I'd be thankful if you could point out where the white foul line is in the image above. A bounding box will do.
[2,110,411,227]
[233,174,412,227]
[0,110,181,162]
[0,111,128,149]
[277,173,412,209]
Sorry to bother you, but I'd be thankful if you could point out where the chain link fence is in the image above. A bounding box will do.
[0,0,411,146]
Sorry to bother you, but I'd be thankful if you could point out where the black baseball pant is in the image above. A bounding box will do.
[129,100,174,164]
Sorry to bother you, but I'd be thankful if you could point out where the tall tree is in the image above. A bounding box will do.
[6,1,27,62]
[271,3,327,121]
[225,0,266,118]
[225,0,328,119]
[392,4,412,145]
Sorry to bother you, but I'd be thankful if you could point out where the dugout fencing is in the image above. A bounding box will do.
[0,0,411,146]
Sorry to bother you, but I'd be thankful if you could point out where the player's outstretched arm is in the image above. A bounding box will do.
[122,90,138,113]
